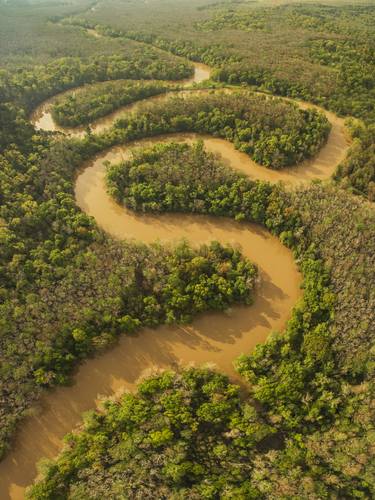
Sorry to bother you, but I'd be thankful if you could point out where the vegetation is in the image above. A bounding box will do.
[106,140,273,216]
[103,138,375,387]
[79,2,375,121]
[75,0,375,200]
[27,368,271,499]
[28,169,375,498]
[27,367,375,499]
[0,127,257,455]
[335,120,375,201]
[51,80,173,127]
[1,50,192,113]
[0,1,374,498]
[0,0,100,69]
[110,92,330,170]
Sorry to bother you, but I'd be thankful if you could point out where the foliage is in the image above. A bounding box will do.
[27,368,270,499]
[197,3,375,36]
[80,2,375,123]
[51,80,173,127]
[29,137,375,498]
[2,51,191,113]
[0,0,100,69]
[0,94,258,459]
[308,37,375,122]
[0,102,35,151]
[106,140,273,220]
[110,92,330,170]
[0,3,374,497]
[335,120,375,201]
[289,185,375,378]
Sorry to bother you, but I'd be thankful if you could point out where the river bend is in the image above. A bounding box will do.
[0,57,351,499]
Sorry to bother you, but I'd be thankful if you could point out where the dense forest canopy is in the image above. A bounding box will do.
[51,80,174,127]
[0,50,192,113]
[28,146,375,498]
[0,0,120,68]
[28,366,375,499]
[105,140,248,212]
[78,0,375,120]
[63,0,375,197]
[0,1,374,498]
[27,368,275,499]
[109,91,331,169]
[0,125,258,457]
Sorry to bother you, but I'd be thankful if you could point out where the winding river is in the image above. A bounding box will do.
[0,57,350,499]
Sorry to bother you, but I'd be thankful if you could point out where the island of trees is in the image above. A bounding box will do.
[51,80,173,127]
[106,140,272,216]
[108,92,331,170]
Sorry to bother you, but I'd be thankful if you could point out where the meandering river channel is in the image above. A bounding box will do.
[0,54,350,499]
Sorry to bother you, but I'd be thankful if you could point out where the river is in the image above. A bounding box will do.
[0,53,350,499]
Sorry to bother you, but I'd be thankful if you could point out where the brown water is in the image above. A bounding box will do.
[1,49,351,499]
[30,63,211,136]
[122,124,347,186]
[0,182,301,500]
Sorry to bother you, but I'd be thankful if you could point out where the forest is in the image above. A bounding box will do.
[106,140,273,218]
[27,365,374,499]
[28,368,274,498]
[74,0,375,199]
[51,80,173,127]
[28,148,375,498]
[0,50,192,113]
[108,92,331,170]
[77,2,375,121]
[0,1,374,499]
[334,120,375,201]
[0,124,258,457]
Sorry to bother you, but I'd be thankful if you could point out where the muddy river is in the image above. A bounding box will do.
[0,56,350,499]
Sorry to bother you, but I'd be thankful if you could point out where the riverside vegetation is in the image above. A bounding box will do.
[51,80,173,127]
[28,139,375,498]
[78,1,375,122]
[1,89,327,458]
[109,92,331,170]
[0,112,259,458]
[106,140,279,220]
[0,51,192,117]
[0,1,374,499]
[74,0,375,200]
